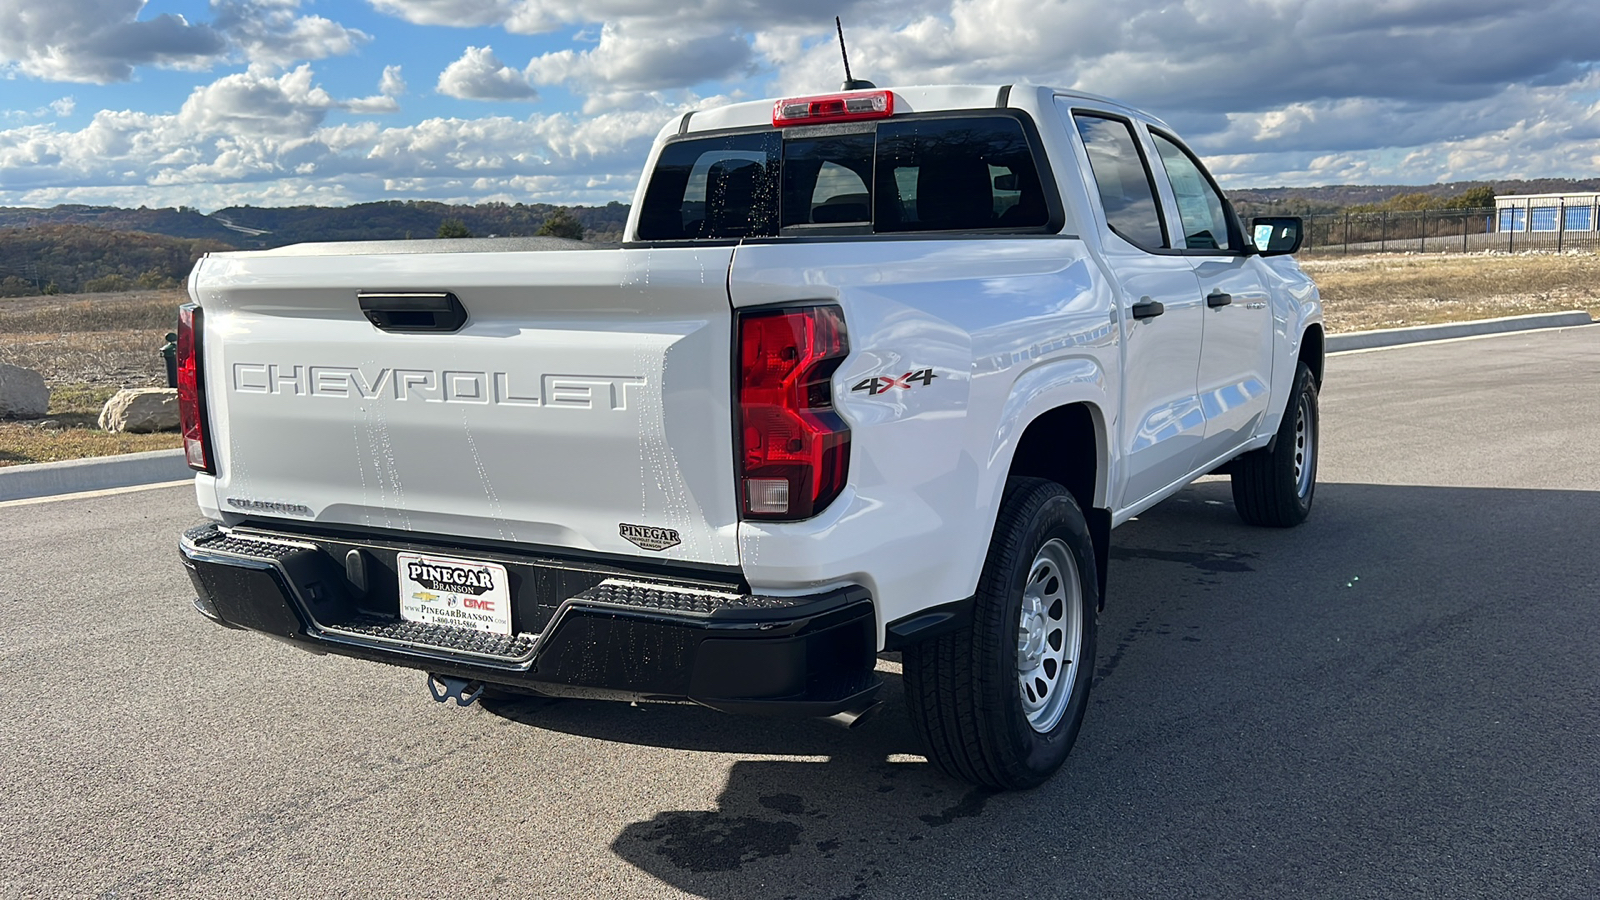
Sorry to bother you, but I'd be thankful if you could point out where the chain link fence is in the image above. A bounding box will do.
[1297,205,1600,255]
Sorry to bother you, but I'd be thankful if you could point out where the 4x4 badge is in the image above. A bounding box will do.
[851,368,937,396]
[619,523,681,551]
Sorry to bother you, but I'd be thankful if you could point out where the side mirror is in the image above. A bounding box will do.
[1251,217,1303,255]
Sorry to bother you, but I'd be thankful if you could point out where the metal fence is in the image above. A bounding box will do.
[1297,206,1600,256]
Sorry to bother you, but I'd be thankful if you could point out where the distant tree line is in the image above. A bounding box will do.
[4,176,1587,299]
[0,199,629,252]
[1341,185,1497,214]
[0,225,230,297]
[199,200,626,247]
[1231,178,1600,219]
[436,208,585,240]
[0,201,625,297]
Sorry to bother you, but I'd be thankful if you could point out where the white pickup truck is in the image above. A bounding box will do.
[177,83,1322,789]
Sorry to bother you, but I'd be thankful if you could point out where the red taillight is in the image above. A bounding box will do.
[772,90,893,127]
[177,303,212,473]
[737,306,850,519]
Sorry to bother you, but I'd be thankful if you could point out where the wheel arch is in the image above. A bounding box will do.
[1006,402,1107,514]
[998,398,1113,609]
[1299,321,1325,387]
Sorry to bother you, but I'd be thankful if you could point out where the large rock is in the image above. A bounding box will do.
[0,364,49,418]
[99,388,180,433]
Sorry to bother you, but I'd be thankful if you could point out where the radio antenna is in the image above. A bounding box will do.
[835,17,876,90]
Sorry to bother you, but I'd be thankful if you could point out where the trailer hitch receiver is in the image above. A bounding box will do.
[427,674,485,707]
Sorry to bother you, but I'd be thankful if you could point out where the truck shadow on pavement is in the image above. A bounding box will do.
[486,478,1600,899]
[484,673,1003,899]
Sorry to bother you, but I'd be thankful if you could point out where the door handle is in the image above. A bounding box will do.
[358,291,468,333]
[1130,298,1165,320]
[1206,291,1232,308]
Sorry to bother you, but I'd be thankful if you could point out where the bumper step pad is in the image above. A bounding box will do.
[184,523,306,561]
[572,579,814,618]
[326,617,538,662]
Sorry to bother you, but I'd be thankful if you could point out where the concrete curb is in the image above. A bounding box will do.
[1328,310,1594,353]
[0,448,191,502]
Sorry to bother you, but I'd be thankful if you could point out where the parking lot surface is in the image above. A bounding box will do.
[3,326,1597,899]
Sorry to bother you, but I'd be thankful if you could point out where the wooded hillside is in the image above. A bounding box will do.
[3,175,1597,297]
[0,225,230,297]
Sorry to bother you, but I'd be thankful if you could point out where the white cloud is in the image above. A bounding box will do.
[383,0,897,102]
[0,0,369,84]
[370,0,891,34]
[0,0,226,83]
[177,64,336,137]
[368,0,543,30]
[436,46,538,100]
[0,63,693,208]
[379,65,407,98]
[3,97,80,122]
[526,21,752,93]
[5,0,1600,207]
[347,66,407,114]
[212,0,371,68]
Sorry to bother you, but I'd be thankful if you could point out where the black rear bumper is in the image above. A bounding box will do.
[179,523,879,716]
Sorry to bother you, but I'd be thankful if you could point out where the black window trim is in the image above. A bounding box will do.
[632,108,1068,243]
[1146,126,1247,257]
[1068,108,1173,254]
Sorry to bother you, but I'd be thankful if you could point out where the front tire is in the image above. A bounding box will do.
[1231,361,1319,527]
[903,477,1099,790]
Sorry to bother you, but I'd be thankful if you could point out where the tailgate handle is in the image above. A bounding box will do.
[358,291,468,333]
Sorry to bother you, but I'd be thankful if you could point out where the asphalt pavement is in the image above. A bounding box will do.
[2,325,1597,899]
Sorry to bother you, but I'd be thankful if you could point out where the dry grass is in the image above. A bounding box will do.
[1,290,186,466]
[1303,252,1600,332]
[0,383,180,467]
[0,289,185,387]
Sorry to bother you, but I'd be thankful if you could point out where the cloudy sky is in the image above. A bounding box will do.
[1,0,1598,211]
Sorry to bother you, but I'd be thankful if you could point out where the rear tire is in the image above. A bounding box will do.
[1231,361,1318,527]
[903,477,1099,790]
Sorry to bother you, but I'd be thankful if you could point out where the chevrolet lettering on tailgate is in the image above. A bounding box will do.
[232,363,645,410]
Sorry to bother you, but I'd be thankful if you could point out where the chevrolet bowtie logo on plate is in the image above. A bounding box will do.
[619,523,681,551]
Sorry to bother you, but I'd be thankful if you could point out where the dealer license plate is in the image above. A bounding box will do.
[397,552,513,636]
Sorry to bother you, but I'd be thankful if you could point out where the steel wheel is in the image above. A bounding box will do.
[1231,361,1318,528]
[1293,393,1315,499]
[904,477,1099,788]
[1016,538,1083,733]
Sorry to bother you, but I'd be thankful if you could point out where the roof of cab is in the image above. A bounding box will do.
[674,83,1171,136]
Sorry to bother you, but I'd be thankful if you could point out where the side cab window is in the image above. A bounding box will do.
[1067,108,1170,252]
[1148,131,1236,252]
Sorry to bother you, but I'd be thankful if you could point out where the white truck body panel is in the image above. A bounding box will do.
[192,243,742,567]
[187,81,1323,651]
[728,237,1115,633]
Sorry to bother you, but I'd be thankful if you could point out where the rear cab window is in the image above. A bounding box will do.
[635,112,1060,241]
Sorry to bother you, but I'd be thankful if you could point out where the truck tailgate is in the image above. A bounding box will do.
[193,242,740,567]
